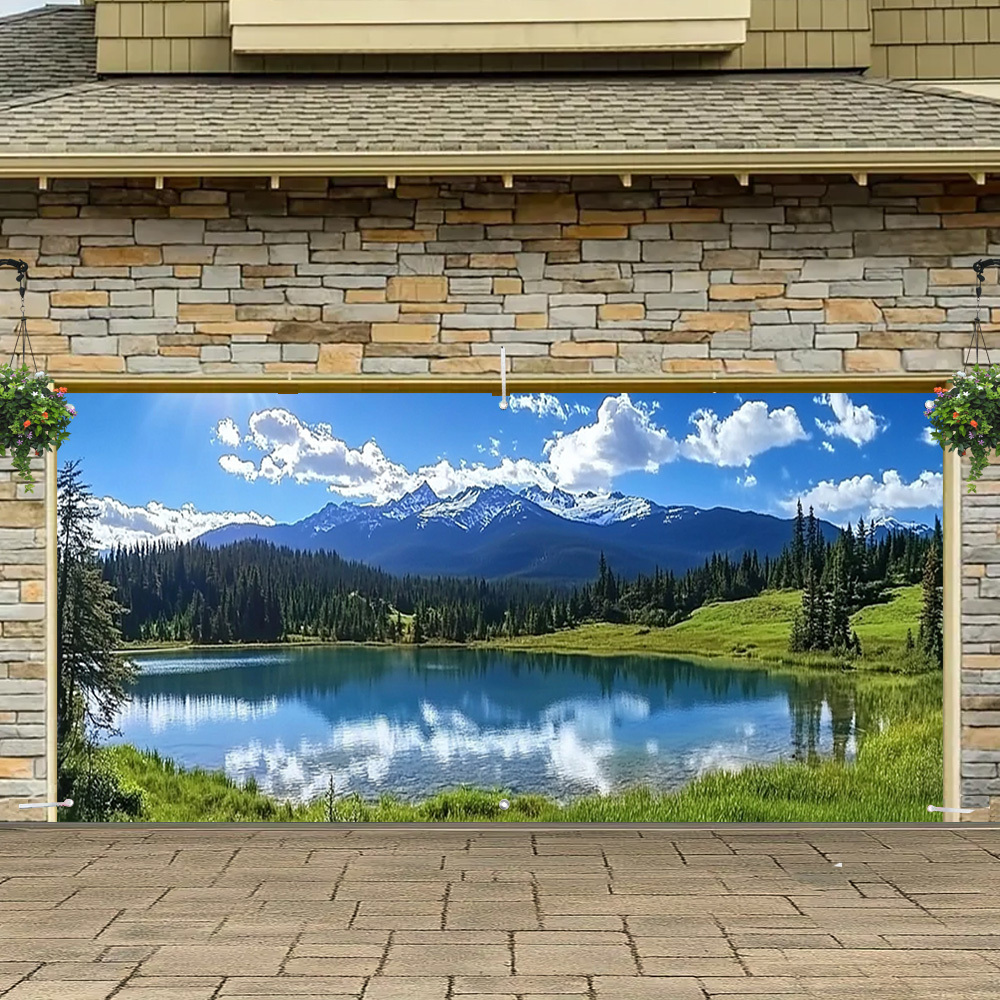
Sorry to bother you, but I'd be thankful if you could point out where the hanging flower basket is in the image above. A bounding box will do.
[0,258,75,492]
[927,259,1000,493]
[0,364,74,492]
[925,367,1000,493]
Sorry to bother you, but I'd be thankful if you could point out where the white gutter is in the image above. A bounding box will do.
[0,147,996,178]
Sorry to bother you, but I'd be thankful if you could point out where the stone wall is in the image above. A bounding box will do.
[0,172,996,820]
[0,454,48,822]
[0,175,998,379]
[961,451,1000,820]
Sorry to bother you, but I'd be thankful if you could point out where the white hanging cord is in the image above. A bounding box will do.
[499,346,508,410]
[18,799,73,810]
[927,805,975,814]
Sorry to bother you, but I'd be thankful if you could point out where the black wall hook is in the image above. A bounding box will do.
[0,258,29,296]
[1,258,37,370]
[968,259,1000,370]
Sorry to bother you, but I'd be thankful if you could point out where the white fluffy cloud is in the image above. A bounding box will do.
[542,394,679,491]
[507,393,591,422]
[90,497,275,551]
[821,441,835,454]
[219,454,259,479]
[217,396,815,500]
[739,474,758,488]
[214,417,242,448]
[814,393,883,447]
[219,408,557,503]
[780,469,943,519]
[680,400,808,468]
[921,427,938,446]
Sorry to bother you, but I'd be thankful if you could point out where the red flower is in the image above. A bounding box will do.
[954,412,961,419]
[935,387,943,394]
[22,419,30,427]
[41,412,47,420]
[971,420,978,428]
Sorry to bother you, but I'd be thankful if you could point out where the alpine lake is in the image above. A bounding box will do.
[100,643,941,808]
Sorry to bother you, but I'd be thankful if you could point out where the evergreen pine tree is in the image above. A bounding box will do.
[57,461,138,743]
[791,500,806,588]
[917,543,943,667]
[789,609,807,652]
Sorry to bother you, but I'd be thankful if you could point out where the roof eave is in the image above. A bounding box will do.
[0,147,998,179]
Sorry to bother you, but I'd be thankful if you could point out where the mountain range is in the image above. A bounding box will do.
[193,483,934,584]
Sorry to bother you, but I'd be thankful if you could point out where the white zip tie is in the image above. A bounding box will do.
[18,799,73,810]
[499,346,508,410]
[927,805,975,814]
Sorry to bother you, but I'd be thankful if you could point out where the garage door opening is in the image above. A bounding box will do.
[55,389,948,822]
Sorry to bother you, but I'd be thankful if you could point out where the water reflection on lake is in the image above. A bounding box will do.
[100,645,941,805]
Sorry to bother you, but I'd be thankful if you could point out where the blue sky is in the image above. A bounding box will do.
[63,392,942,548]
[0,0,73,16]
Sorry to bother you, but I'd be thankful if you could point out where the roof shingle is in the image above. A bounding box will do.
[2,7,1000,160]
[2,72,1000,156]
[0,4,96,109]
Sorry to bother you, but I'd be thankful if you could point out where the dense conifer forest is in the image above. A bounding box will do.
[100,502,942,662]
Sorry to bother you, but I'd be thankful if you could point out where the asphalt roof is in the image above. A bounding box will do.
[0,4,96,109]
[3,5,1000,157]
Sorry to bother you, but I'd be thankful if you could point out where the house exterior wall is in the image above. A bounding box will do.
[0,455,48,822]
[869,0,1000,79]
[961,451,1000,816]
[92,0,872,74]
[90,0,1000,78]
[0,172,995,819]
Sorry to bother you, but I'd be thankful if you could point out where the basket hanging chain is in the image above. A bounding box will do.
[0,258,38,372]
[970,258,1000,371]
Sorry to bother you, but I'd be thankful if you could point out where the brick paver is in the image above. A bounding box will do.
[0,826,999,998]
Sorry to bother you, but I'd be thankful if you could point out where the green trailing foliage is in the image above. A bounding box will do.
[0,365,74,490]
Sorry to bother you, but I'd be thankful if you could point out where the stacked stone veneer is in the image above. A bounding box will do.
[961,451,1000,821]
[0,175,998,378]
[0,172,998,819]
[0,455,47,822]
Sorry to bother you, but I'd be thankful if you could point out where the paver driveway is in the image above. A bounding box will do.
[0,825,999,999]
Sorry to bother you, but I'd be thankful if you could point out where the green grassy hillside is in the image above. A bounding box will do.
[491,586,927,673]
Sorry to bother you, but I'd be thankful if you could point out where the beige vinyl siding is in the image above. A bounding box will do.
[870,0,1000,77]
[94,0,871,74]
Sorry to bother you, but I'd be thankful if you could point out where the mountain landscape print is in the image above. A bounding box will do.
[57,391,945,823]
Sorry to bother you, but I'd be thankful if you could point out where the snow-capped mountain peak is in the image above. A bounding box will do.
[303,500,367,533]
[379,481,440,520]
[420,485,534,532]
[869,515,935,538]
[520,485,655,525]
[519,484,576,510]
